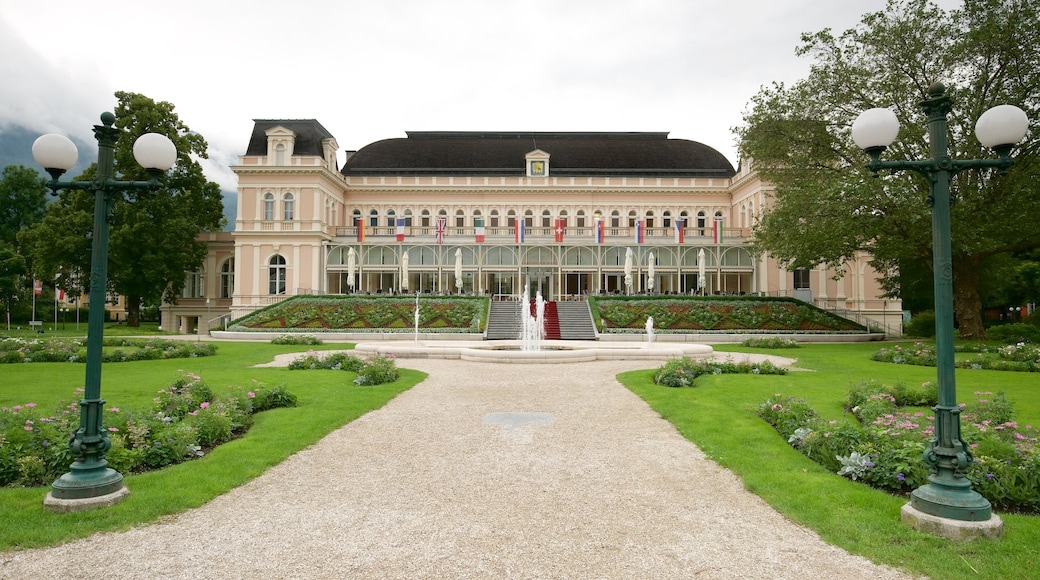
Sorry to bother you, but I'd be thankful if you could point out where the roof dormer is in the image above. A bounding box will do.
[525,149,550,177]
[265,126,296,166]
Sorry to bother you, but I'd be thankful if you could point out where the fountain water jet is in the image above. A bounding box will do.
[519,279,545,351]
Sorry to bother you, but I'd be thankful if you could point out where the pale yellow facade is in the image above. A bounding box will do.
[163,124,902,335]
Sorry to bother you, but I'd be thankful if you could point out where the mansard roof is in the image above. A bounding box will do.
[245,120,336,157]
[340,131,735,178]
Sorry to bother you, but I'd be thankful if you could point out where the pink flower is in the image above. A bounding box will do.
[25,403,36,409]
[108,407,120,413]
[247,392,256,399]
[23,425,33,431]
[200,401,210,409]
[108,427,119,432]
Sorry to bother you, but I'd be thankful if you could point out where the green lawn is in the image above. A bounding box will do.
[4,339,1038,577]
[621,341,1040,579]
[0,341,421,550]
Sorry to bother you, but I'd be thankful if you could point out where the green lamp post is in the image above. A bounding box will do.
[33,112,177,511]
[851,83,1028,526]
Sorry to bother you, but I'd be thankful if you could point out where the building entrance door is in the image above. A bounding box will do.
[522,269,554,300]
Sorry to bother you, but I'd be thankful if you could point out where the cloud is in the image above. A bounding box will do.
[0,16,112,148]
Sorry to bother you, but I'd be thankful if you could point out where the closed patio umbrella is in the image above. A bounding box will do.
[647,252,655,293]
[624,248,633,294]
[455,248,463,294]
[400,251,409,291]
[347,247,356,291]
[698,248,706,295]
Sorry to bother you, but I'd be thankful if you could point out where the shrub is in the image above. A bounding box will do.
[741,336,800,349]
[761,384,1040,513]
[653,356,788,388]
[988,323,1040,345]
[355,355,400,386]
[904,310,936,338]
[251,383,298,411]
[0,374,297,487]
[271,334,323,345]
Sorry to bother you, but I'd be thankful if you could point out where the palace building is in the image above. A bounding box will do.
[160,121,902,335]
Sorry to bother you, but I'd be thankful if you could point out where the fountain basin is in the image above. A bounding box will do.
[353,340,714,364]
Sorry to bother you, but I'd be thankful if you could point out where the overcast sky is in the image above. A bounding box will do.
[1,0,962,191]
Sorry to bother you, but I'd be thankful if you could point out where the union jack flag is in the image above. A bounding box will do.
[435,218,446,244]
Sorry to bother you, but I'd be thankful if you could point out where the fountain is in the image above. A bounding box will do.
[519,279,545,351]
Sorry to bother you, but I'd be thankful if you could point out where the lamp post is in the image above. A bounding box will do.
[33,112,176,510]
[852,83,1028,532]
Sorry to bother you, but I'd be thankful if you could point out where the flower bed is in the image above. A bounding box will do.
[0,373,296,487]
[231,296,484,332]
[595,297,863,333]
[759,380,1040,514]
[652,355,787,388]
[287,351,400,386]
[872,342,1040,372]
[0,337,217,364]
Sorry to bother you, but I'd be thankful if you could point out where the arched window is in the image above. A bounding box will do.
[490,209,500,227]
[263,193,275,221]
[627,210,637,227]
[524,209,534,227]
[610,210,620,228]
[421,209,431,227]
[220,258,235,299]
[403,209,413,226]
[541,209,552,228]
[506,209,516,227]
[352,209,362,228]
[662,210,672,228]
[456,209,465,227]
[369,209,379,227]
[645,210,655,229]
[283,193,294,221]
[576,209,586,227]
[386,209,396,227]
[183,267,204,299]
[275,143,286,166]
[697,211,706,234]
[268,255,287,295]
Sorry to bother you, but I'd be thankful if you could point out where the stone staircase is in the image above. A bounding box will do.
[485,300,596,341]
[555,301,597,340]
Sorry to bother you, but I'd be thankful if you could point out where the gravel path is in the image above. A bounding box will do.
[2,358,913,579]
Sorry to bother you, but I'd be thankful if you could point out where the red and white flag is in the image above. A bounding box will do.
[554,218,565,243]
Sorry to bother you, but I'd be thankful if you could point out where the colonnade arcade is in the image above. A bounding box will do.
[325,243,755,299]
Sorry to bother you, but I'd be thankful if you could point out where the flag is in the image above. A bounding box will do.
[713,217,723,244]
[515,221,525,243]
[396,218,406,242]
[634,219,644,244]
[554,218,565,243]
[674,219,685,244]
[57,288,65,302]
[474,218,485,243]
[595,219,604,243]
[33,280,42,296]
[435,218,446,244]
[356,217,365,242]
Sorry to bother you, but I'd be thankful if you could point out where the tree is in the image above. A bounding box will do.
[0,165,49,326]
[19,92,225,326]
[735,0,1040,339]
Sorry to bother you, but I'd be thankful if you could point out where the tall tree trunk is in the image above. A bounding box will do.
[953,257,985,340]
[126,295,142,328]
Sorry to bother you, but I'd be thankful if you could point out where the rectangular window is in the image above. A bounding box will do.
[793,269,810,289]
